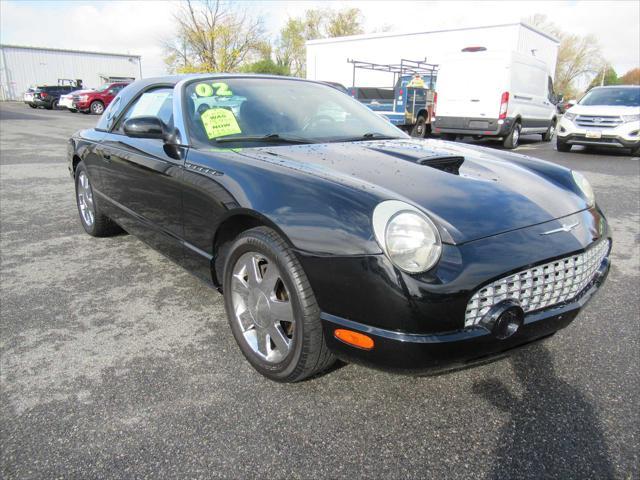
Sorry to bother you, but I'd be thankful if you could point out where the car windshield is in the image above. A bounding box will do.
[184,77,406,147]
[579,87,640,107]
[95,83,112,93]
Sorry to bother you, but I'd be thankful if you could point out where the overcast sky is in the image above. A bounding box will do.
[1,0,638,80]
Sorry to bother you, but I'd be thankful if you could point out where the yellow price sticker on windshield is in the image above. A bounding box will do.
[201,108,241,139]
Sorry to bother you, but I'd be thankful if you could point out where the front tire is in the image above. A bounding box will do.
[29,104,37,109]
[74,162,121,237]
[556,137,571,152]
[503,122,520,149]
[90,101,104,115]
[222,227,335,382]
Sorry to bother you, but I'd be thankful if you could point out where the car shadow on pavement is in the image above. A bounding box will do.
[472,344,615,479]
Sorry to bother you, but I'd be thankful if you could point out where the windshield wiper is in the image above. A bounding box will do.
[215,133,314,144]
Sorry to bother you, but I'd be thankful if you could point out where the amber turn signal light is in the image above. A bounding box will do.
[334,329,374,350]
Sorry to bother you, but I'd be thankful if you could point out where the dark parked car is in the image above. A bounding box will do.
[30,84,76,110]
[68,75,611,382]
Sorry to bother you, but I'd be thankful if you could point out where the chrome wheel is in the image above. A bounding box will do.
[512,126,520,146]
[77,171,95,227]
[230,252,295,363]
[91,102,104,114]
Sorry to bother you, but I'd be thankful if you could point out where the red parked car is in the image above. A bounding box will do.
[73,82,130,115]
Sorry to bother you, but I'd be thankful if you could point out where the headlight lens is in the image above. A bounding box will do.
[79,95,88,101]
[572,171,595,206]
[564,112,577,121]
[373,200,442,273]
[622,114,640,123]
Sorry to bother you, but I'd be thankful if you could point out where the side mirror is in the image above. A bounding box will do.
[123,116,167,140]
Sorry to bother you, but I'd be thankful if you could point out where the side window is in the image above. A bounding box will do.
[117,88,174,133]
[547,76,554,102]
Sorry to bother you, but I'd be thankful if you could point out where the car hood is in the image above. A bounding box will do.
[239,139,587,244]
[567,104,640,116]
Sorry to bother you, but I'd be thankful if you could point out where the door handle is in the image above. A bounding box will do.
[103,153,111,161]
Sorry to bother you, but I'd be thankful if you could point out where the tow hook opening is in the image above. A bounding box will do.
[480,300,524,340]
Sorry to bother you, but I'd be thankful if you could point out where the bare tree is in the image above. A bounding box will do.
[163,0,265,73]
[526,14,604,97]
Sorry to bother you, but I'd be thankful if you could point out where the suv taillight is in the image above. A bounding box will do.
[40,92,48,98]
[499,91,509,120]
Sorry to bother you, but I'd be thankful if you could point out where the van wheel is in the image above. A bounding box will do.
[556,138,571,152]
[629,146,639,157]
[542,119,556,142]
[503,123,520,149]
[410,115,427,138]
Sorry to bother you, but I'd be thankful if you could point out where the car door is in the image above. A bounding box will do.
[98,86,185,261]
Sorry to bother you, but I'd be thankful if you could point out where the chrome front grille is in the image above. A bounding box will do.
[465,240,610,327]
[575,115,622,128]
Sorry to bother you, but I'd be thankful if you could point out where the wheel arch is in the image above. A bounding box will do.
[211,208,296,288]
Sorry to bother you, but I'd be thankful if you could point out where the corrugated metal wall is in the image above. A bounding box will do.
[0,46,141,100]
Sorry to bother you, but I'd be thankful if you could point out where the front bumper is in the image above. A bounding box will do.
[433,116,515,137]
[298,208,611,374]
[74,100,91,110]
[558,117,640,149]
[321,256,609,373]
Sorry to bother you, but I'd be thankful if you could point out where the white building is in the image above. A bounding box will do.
[306,22,559,88]
[0,44,142,101]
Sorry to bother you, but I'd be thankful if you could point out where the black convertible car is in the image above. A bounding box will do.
[68,75,611,382]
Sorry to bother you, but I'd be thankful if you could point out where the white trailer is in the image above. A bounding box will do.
[306,22,558,88]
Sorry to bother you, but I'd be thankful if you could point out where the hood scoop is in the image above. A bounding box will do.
[366,144,464,175]
[417,155,465,175]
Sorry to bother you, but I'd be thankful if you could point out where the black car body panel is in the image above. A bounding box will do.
[68,74,611,374]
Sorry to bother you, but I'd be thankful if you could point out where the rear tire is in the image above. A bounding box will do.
[29,104,37,109]
[74,162,122,237]
[556,137,571,152]
[222,226,335,382]
[410,115,427,138]
[503,122,520,149]
[630,146,640,157]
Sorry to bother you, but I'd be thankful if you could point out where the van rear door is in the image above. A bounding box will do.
[437,56,509,120]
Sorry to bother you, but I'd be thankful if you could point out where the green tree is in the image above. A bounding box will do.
[276,8,365,77]
[587,65,619,90]
[163,0,265,73]
[241,59,291,76]
[326,8,364,37]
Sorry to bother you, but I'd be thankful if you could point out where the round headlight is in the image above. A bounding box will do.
[572,170,595,206]
[373,200,442,273]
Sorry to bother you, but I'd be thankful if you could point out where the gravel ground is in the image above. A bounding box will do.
[1,102,638,479]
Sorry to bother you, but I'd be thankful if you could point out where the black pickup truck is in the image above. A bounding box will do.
[26,83,80,110]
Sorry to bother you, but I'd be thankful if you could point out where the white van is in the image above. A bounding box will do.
[433,49,558,148]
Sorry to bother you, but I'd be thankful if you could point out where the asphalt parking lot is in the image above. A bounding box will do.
[1,101,638,479]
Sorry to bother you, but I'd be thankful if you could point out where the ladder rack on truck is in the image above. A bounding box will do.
[348,58,438,137]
